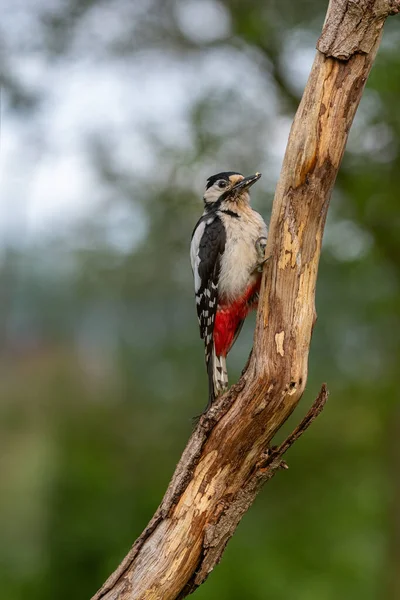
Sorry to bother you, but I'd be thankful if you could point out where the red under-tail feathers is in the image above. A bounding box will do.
[214,280,261,357]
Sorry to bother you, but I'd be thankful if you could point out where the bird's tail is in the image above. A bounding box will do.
[207,347,228,410]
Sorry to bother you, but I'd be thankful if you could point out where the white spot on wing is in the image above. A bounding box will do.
[190,220,206,292]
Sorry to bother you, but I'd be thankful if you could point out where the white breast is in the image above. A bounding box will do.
[218,209,267,303]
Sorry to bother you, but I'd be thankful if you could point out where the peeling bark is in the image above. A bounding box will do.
[92,2,399,599]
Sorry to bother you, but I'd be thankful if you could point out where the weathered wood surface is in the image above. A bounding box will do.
[92,1,399,599]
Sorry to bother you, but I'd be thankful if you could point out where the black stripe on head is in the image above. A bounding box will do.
[205,171,242,190]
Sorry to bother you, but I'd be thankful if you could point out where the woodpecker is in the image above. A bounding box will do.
[190,171,268,411]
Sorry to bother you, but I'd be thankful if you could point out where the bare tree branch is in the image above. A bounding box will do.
[92,1,399,599]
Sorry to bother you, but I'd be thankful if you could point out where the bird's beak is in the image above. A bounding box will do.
[232,172,262,191]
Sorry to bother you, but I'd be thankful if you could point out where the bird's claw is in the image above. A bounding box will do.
[255,236,267,260]
[255,255,271,272]
[252,237,270,273]
[254,236,270,272]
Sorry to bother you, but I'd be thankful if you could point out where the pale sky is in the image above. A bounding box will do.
[0,0,315,249]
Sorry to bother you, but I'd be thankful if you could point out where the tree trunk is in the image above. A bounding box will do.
[93,1,400,599]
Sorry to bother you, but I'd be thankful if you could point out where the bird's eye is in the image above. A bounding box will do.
[218,180,227,188]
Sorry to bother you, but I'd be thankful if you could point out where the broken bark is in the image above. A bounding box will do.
[92,1,399,599]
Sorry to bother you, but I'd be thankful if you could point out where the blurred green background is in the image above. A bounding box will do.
[1,1,400,599]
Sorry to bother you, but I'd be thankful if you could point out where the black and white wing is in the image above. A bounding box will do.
[190,215,226,366]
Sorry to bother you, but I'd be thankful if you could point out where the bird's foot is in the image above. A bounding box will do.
[255,255,271,272]
[254,236,270,272]
[255,236,268,260]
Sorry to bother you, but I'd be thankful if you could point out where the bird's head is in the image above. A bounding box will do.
[203,171,261,208]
